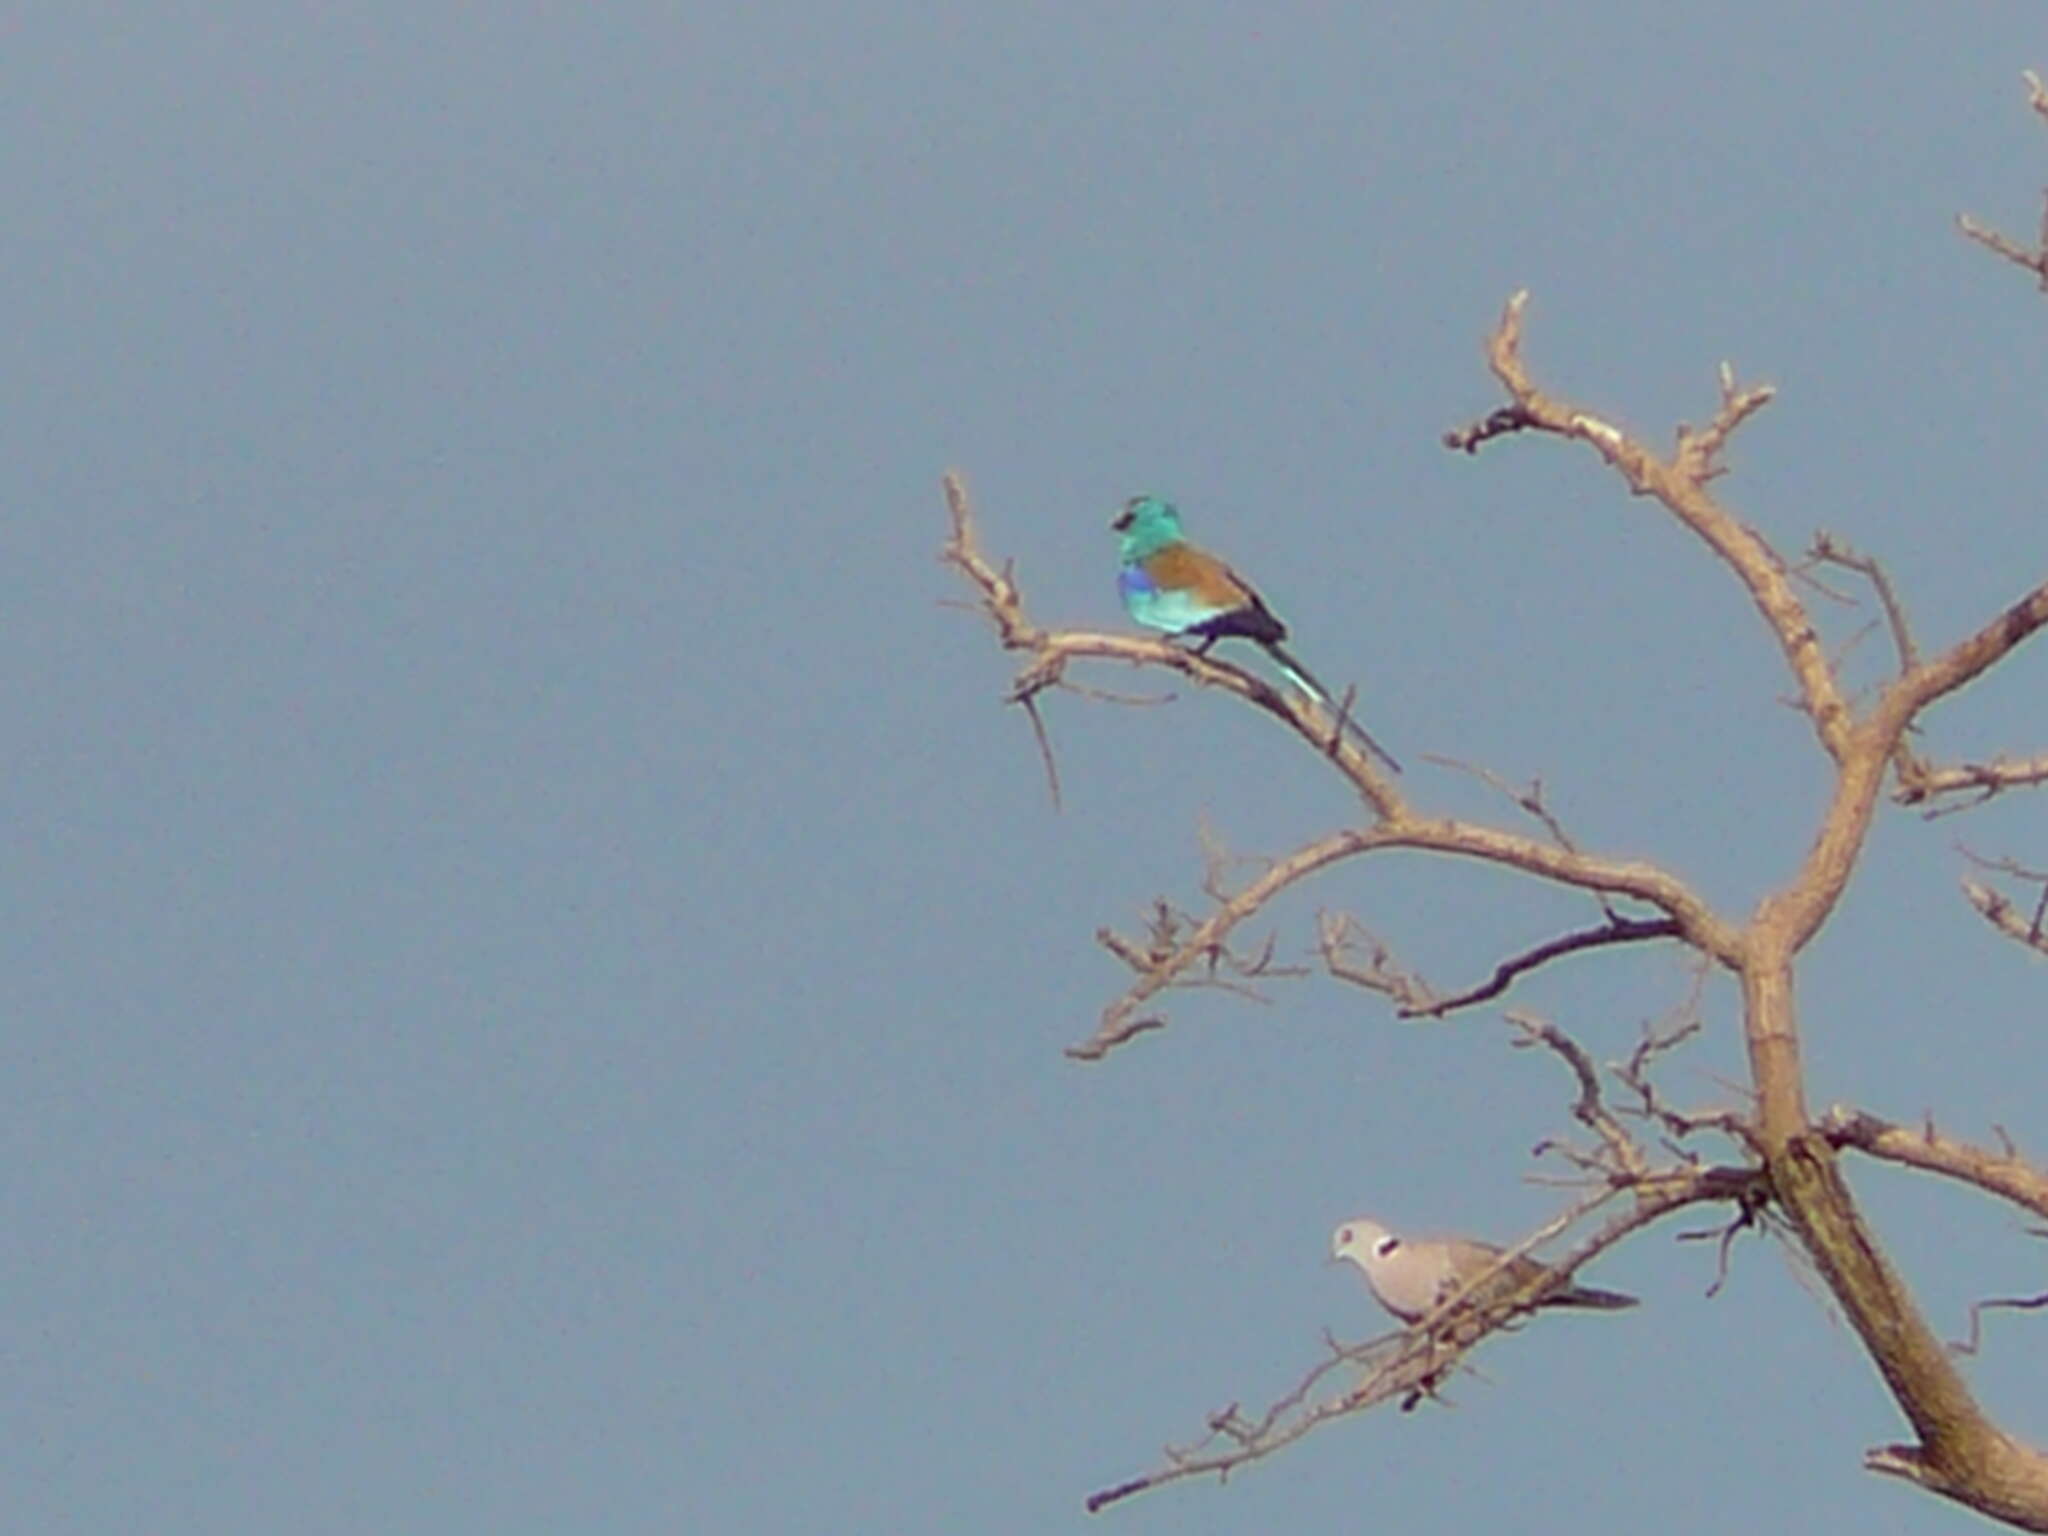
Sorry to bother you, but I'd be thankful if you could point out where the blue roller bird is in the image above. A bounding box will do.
[1112,494,1401,773]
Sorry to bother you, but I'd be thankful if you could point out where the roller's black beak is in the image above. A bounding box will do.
[1110,506,1133,532]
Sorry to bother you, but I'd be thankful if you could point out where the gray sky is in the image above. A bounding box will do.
[7,4,2047,1532]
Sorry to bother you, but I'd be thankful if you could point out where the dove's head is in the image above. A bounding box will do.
[1330,1217,1400,1274]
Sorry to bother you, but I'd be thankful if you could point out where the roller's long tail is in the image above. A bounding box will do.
[1260,640,1403,774]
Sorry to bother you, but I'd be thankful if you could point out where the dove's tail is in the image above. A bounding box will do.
[1546,1284,1639,1311]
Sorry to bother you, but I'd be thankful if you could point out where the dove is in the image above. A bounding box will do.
[1331,1215,1637,1324]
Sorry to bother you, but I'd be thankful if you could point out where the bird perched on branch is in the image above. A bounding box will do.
[1331,1216,1638,1324]
[1110,495,1401,773]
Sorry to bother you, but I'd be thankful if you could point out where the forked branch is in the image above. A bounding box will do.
[1962,877,2048,956]
[945,472,1743,1060]
[1443,295,1844,759]
[1956,73,2048,290]
[1083,1172,1756,1513]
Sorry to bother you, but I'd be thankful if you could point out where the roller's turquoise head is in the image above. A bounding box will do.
[1110,495,1184,560]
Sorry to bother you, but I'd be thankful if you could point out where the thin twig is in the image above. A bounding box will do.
[1017,693,1062,809]
[1408,917,1681,1018]
[1805,532,1920,672]
[1318,914,1440,1013]
[1950,1290,2048,1357]
[1958,213,2048,289]
[1506,1012,1649,1178]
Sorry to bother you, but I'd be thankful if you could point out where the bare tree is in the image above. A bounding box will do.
[944,74,2048,1532]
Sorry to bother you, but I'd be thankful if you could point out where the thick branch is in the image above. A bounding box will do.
[1865,1443,2048,1533]
[1378,819,1739,960]
[1721,234,2048,1534]
[1755,577,2048,949]
[1738,921,2048,1532]
[1772,1136,2048,1531]
[1886,581,2048,724]
[1750,576,2048,957]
